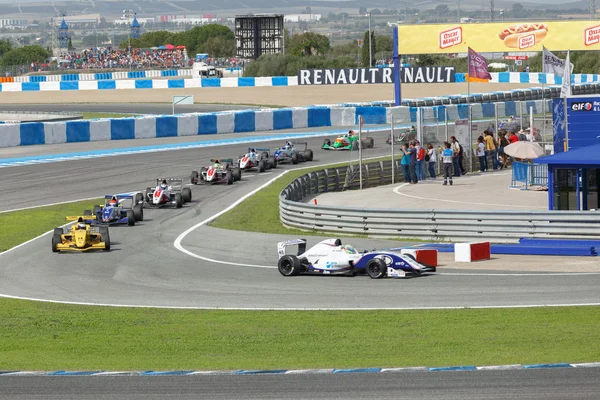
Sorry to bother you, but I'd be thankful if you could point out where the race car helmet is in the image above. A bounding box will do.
[160,181,168,189]
[342,244,357,254]
[77,222,86,230]
[109,196,118,205]
[286,141,292,147]
[250,148,256,153]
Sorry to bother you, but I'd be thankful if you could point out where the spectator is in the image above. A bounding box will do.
[399,144,411,183]
[415,140,425,181]
[498,132,509,169]
[450,136,465,176]
[408,140,418,184]
[427,143,436,180]
[508,130,519,144]
[477,136,486,172]
[484,130,498,170]
[442,142,453,186]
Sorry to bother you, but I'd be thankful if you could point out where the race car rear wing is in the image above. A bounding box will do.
[251,147,270,152]
[65,216,95,224]
[210,158,234,163]
[291,141,308,150]
[277,239,307,258]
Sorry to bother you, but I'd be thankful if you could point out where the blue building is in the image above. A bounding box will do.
[535,143,600,211]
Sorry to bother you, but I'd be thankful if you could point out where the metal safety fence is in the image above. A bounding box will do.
[279,160,600,242]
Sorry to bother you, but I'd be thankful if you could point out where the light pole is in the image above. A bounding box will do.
[366,10,372,67]
[123,9,134,71]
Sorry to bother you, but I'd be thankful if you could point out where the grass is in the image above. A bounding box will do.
[1,298,598,370]
[0,199,102,253]
[80,112,139,120]
[210,157,391,235]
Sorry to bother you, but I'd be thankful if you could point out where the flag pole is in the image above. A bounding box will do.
[467,48,471,96]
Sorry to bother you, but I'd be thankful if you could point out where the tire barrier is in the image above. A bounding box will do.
[0,98,551,148]
[8,71,600,85]
[279,160,600,242]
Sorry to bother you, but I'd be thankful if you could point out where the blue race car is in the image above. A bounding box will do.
[86,192,144,226]
[276,238,436,278]
[273,141,313,164]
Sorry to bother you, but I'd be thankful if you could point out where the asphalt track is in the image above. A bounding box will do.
[0,103,258,115]
[1,130,600,309]
[1,369,599,399]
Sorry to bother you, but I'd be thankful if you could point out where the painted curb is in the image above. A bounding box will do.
[1,363,597,376]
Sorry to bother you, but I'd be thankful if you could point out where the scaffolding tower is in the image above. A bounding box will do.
[235,15,284,60]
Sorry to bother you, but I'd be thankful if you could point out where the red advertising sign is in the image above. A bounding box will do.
[504,55,529,60]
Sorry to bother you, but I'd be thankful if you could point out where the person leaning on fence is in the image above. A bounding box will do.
[498,132,509,170]
[450,136,462,177]
[408,141,418,184]
[484,130,498,170]
[427,143,436,180]
[442,142,453,186]
[415,141,425,181]
[399,144,411,183]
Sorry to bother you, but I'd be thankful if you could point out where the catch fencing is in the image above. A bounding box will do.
[279,160,600,242]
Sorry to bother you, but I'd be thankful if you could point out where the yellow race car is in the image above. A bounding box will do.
[51,216,110,252]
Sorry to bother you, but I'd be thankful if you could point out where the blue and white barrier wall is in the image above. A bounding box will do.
[2,73,600,92]
[0,99,551,148]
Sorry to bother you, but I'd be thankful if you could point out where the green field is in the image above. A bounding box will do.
[1,298,598,370]
[0,199,102,253]
[210,157,388,235]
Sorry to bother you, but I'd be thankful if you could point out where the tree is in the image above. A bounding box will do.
[375,34,393,54]
[288,32,330,56]
[435,5,450,15]
[512,3,524,17]
[361,30,376,67]
[0,45,50,67]
[0,39,12,57]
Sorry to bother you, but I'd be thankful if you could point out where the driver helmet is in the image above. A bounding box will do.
[285,141,292,147]
[109,196,118,206]
[77,222,86,230]
[250,148,256,153]
[161,180,168,190]
[348,130,354,136]
[342,244,356,254]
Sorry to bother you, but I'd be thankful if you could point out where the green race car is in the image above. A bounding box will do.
[322,132,374,150]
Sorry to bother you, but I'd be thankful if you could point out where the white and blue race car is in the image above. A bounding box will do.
[273,141,313,164]
[277,238,436,279]
[87,193,144,226]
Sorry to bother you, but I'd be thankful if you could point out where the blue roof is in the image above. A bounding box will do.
[131,17,140,27]
[535,142,600,166]
[59,19,68,29]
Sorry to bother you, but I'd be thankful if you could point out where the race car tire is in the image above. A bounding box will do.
[268,155,277,169]
[278,255,302,277]
[351,140,359,151]
[191,170,199,184]
[226,171,234,185]
[93,205,102,215]
[143,189,152,207]
[367,137,374,148]
[99,226,110,251]
[261,151,270,160]
[291,152,298,165]
[133,204,144,221]
[175,193,183,208]
[403,253,416,262]
[200,167,207,182]
[83,209,92,216]
[51,228,62,253]
[258,159,266,173]
[233,167,242,182]
[304,149,314,161]
[135,193,144,205]
[126,210,135,226]
[366,258,387,279]
[182,187,192,203]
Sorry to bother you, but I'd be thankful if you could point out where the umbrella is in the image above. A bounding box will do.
[488,62,507,69]
[176,45,185,49]
[165,44,175,50]
[503,141,544,159]
[157,45,166,50]
[150,46,158,50]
